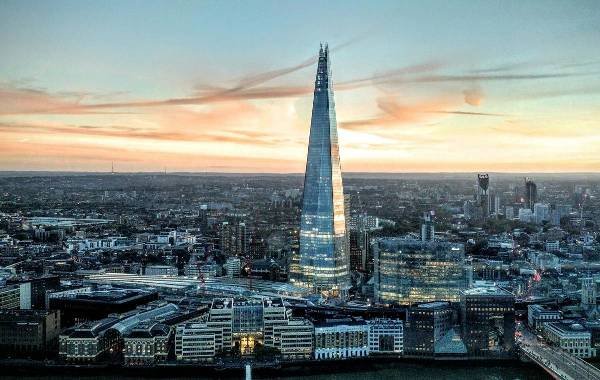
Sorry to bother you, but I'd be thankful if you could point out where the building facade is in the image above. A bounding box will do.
[528,304,562,330]
[544,321,596,358]
[0,309,60,358]
[367,318,403,354]
[460,287,515,355]
[404,302,453,356]
[373,238,469,305]
[314,318,369,360]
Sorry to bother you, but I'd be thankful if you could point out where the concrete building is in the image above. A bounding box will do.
[273,317,314,360]
[123,322,171,366]
[314,317,369,360]
[528,304,562,330]
[175,320,223,363]
[59,302,181,363]
[544,321,596,358]
[367,318,403,354]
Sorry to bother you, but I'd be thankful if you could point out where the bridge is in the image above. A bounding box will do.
[518,340,600,380]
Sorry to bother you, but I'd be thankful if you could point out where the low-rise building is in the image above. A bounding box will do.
[544,321,595,358]
[528,304,562,330]
[175,320,223,363]
[123,322,171,366]
[274,317,313,360]
[314,317,369,360]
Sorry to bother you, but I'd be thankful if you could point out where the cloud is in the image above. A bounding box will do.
[340,95,503,130]
[463,85,484,106]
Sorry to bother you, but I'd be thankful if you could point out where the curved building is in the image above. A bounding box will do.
[290,44,350,296]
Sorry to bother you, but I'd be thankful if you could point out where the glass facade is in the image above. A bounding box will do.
[373,238,470,305]
[290,45,349,295]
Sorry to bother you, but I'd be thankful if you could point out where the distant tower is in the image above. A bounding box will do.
[421,211,435,242]
[290,44,350,297]
[524,178,537,211]
[477,174,490,218]
[111,161,115,175]
[582,277,597,309]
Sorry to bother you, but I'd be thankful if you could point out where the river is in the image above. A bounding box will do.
[1,361,551,380]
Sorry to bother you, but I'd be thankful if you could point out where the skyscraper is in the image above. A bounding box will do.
[525,177,537,211]
[477,173,490,218]
[290,44,350,296]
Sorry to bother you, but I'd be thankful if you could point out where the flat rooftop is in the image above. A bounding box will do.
[462,286,514,297]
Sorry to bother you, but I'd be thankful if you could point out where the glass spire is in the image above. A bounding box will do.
[290,44,350,296]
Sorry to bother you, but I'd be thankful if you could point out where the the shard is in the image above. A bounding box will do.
[290,44,350,296]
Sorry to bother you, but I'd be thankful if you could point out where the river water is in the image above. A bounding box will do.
[1,362,551,380]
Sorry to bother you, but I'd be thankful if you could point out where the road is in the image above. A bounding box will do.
[517,326,600,380]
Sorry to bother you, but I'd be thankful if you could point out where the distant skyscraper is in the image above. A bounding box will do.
[421,211,435,242]
[477,174,490,218]
[525,177,537,211]
[290,45,349,296]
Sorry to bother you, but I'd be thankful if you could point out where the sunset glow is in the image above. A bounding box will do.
[1,1,600,172]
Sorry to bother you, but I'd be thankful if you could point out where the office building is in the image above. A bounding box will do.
[175,296,308,361]
[0,283,30,309]
[7,275,60,309]
[314,317,369,359]
[367,318,403,354]
[404,302,453,356]
[528,304,562,330]
[0,309,60,358]
[373,238,470,305]
[544,322,595,358]
[460,287,515,355]
[290,45,350,297]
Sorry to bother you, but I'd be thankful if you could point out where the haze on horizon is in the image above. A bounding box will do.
[1,0,600,173]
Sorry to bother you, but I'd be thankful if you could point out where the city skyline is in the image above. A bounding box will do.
[1,1,600,173]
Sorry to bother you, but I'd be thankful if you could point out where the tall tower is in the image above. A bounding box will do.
[582,277,597,310]
[477,174,490,218]
[524,177,537,211]
[290,44,350,296]
[421,211,435,242]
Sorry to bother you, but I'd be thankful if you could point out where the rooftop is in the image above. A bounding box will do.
[462,286,514,297]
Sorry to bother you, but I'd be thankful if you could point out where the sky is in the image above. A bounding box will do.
[1,0,600,173]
